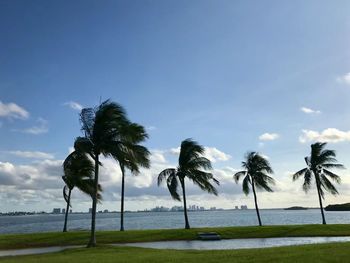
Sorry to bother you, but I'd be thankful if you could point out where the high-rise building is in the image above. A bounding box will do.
[52,208,61,214]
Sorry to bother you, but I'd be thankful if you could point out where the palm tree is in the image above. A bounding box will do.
[74,100,130,247]
[293,142,344,225]
[62,151,100,232]
[116,123,150,231]
[158,139,219,229]
[234,152,275,226]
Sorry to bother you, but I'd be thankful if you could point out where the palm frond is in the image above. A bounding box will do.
[178,139,205,168]
[158,168,176,186]
[302,169,312,192]
[80,107,95,139]
[74,137,94,156]
[187,170,219,195]
[293,168,308,181]
[167,173,181,201]
[233,171,246,183]
[187,156,212,171]
[254,172,274,192]
[322,169,341,184]
[237,151,274,195]
[322,163,345,169]
[242,175,251,195]
[320,174,339,196]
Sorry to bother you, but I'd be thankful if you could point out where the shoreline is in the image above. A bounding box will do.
[1,224,350,250]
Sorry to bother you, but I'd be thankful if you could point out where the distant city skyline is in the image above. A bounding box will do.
[1,0,350,213]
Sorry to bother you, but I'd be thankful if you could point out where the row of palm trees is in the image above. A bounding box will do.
[62,100,345,247]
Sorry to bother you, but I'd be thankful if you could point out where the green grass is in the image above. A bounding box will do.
[1,242,350,263]
[1,224,350,250]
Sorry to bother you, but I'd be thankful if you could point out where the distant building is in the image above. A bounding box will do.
[210,207,216,211]
[52,208,61,214]
[62,209,66,214]
[170,206,183,212]
[241,205,248,210]
[151,206,169,212]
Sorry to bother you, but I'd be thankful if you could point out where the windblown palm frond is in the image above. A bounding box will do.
[292,142,344,225]
[234,152,274,226]
[157,139,219,229]
[234,152,275,195]
[292,142,344,198]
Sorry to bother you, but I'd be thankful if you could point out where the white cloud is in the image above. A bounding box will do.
[259,133,279,141]
[299,128,350,143]
[64,101,83,111]
[8,151,54,159]
[169,147,181,155]
[0,101,29,119]
[169,146,231,163]
[300,107,321,114]
[336,72,350,85]
[204,147,231,163]
[22,118,49,135]
[150,150,167,163]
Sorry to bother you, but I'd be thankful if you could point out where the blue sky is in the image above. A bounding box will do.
[1,0,350,212]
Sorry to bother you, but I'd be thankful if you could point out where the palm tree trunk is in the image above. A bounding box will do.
[120,163,125,231]
[88,154,99,247]
[63,188,71,232]
[315,173,326,225]
[180,178,190,229]
[251,179,262,226]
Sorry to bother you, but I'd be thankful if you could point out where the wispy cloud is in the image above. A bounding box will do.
[22,118,49,135]
[146,126,157,131]
[259,133,279,141]
[8,151,54,159]
[0,101,29,119]
[299,128,350,143]
[63,101,83,111]
[300,107,321,114]
[336,72,350,85]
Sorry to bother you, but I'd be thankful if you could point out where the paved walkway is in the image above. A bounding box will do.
[0,245,83,257]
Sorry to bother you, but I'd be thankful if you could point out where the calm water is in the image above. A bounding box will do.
[119,236,350,250]
[0,209,349,234]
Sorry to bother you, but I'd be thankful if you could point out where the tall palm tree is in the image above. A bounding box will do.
[62,151,100,232]
[74,100,130,247]
[158,139,219,229]
[116,123,150,231]
[234,152,275,226]
[293,142,344,225]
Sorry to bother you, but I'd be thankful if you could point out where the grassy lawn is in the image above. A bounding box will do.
[1,224,350,250]
[1,242,350,263]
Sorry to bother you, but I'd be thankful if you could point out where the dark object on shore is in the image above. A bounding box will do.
[325,203,350,211]
[284,206,308,210]
[198,232,221,240]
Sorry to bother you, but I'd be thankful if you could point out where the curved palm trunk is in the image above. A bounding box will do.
[315,172,326,225]
[251,179,262,226]
[180,178,190,229]
[120,163,125,231]
[88,154,99,247]
[63,188,71,232]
